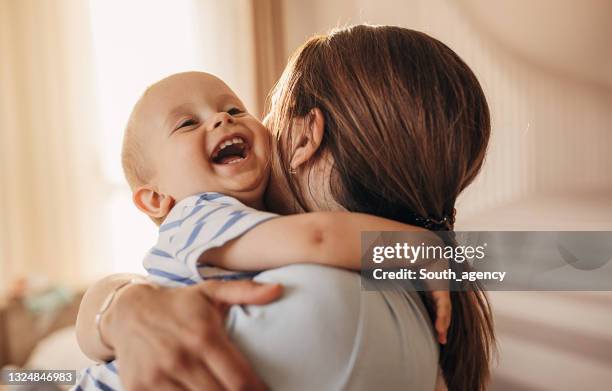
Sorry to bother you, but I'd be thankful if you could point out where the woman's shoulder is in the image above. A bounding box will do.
[254,263,362,309]
[230,264,363,350]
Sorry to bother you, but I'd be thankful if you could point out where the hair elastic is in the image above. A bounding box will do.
[411,208,456,231]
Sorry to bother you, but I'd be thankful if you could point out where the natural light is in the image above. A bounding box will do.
[88,0,201,274]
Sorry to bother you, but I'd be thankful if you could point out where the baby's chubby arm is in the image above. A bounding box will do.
[201,211,430,271]
[201,211,451,344]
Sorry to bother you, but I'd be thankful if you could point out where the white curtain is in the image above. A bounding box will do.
[0,0,105,292]
[0,0,270,292]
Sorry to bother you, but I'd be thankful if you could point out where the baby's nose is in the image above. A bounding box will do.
[211,112,234,130]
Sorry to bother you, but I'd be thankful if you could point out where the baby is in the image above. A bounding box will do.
[123,71,424,284]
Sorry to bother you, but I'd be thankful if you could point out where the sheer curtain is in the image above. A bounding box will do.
[0,0,103,292]
[0,0,278,292]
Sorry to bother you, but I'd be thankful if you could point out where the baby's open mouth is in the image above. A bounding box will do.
[211,136,249,165]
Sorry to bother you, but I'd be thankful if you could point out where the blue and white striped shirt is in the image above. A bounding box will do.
[73,192,277,391]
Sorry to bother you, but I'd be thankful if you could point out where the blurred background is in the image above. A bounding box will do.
[0,0,611,390]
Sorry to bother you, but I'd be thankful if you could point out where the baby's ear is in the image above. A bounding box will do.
[289,108,325,170]
[133,185,175,220]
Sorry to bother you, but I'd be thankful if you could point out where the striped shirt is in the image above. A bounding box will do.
[72,192,277,391]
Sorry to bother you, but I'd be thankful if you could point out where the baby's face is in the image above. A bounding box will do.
[133,72,270,205]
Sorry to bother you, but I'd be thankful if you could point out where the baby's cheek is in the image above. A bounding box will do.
[163,144,206,180]
[174,140,205,163]
[255,128,274,155]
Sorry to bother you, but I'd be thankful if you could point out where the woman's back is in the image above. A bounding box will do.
[227,264,439,390]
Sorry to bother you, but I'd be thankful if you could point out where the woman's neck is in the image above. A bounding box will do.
[264,144,344,215]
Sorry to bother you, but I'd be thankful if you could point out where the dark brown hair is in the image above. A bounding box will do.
[268,25,494,391]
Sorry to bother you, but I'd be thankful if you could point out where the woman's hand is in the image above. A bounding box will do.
[102,280,283,391]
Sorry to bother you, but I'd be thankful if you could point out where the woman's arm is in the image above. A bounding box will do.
[202,211,437,271]
[76,273,283,390]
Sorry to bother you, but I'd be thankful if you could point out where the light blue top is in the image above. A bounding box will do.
[230,264,440,391]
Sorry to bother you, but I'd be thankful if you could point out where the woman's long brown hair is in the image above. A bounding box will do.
[267,25,495,391]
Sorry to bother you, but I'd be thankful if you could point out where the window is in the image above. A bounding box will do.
[88,0,204,273]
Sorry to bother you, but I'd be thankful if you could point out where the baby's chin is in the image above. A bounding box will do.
[217,170,269,207]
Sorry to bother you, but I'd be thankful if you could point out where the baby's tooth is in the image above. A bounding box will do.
[218,137,246,154]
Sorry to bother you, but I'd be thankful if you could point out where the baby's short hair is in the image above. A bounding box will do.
[121,89,164,226]
[121,122,150,190]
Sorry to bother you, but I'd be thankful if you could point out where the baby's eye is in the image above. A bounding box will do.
[227,107,244,116]
[177,118,198,129]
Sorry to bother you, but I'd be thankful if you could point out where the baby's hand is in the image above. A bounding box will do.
[430,290,451,344]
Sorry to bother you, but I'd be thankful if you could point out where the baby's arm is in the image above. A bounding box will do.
[201,211,430,271]
[201,211,450,344]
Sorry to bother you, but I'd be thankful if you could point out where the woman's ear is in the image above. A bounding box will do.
[290,108,325,170]
[133,185,175,220]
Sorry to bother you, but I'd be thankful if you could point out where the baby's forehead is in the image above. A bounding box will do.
[132,72,238,126]
[149,72,234,101]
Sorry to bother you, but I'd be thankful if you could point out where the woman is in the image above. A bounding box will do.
[76,25,494,391]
